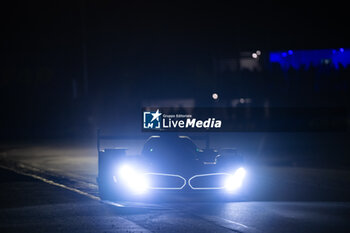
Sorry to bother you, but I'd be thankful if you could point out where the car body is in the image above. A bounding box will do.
[97,132,246,201]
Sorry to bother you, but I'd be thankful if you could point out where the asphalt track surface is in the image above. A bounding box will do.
[1,140,350,232]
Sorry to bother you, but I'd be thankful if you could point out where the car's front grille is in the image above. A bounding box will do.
[145,173,186,190]
[188,173,230,190]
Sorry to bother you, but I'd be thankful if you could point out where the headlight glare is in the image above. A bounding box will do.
[224,167,246,192]
[117,164,149,194]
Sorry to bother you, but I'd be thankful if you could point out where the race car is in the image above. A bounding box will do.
[97,132,246,201]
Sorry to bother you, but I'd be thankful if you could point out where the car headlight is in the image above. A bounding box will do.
[117,164,149,194]
[224,167,246,192]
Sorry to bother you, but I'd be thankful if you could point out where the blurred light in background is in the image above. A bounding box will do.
[270,48,350,70]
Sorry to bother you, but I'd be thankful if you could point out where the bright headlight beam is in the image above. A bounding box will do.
[118,164,134,180]
[117,164,149,194]
[225,167,246,192]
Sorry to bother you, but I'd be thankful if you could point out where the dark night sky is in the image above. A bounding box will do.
[1,1,348,74]
[1,1,349,98]
[1,0,349,90]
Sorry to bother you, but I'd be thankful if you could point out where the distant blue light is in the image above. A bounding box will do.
[288,50,293,55]
[269,48,350,70]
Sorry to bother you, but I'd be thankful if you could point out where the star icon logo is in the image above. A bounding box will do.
[143,109,162,129]
[151,109,162,122]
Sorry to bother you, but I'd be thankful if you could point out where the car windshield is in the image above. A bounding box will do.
[142,135,197,161]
